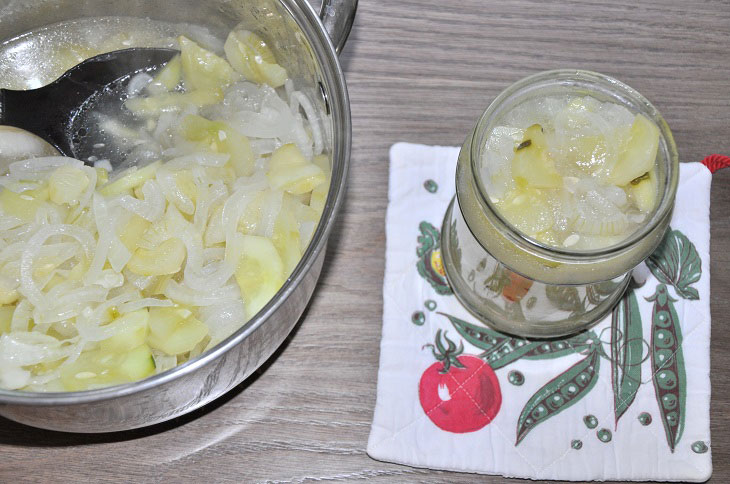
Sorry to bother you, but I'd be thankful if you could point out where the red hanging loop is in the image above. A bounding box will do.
[700,154,730,174]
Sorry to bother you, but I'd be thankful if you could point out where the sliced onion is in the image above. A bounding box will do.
[163,280,239,307]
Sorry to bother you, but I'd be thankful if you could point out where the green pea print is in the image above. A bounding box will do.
[691,441,708,454]
[646,228,702,300]
[583,414,598,429]
[611,288,643,426]
[638,412,652,426]
[411,311,425,326]
[515,350,600,445]
[571,439,583,450]
[597,428,612,442]
[416,222,453,295]
[423,179,438,193]
[440,312,596,370]
[425,299,437,311]
[508,370,525,386]
[647,284,686,453]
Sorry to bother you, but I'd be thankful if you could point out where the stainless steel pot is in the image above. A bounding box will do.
[0,0,355,432]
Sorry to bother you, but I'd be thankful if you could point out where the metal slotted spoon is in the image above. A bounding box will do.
[0,47,178,163]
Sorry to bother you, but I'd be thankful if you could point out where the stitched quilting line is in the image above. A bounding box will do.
[370,356,540,475]
[372,313,708,478]
[536,316,710,477]
[370,359,488,451]
[377,151,709,476]
[369,358,529,467]
[446,371,539,475]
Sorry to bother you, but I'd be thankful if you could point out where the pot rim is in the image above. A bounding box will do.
[0,0,351,406]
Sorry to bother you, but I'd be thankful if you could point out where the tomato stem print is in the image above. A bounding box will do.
[422,330,465,374]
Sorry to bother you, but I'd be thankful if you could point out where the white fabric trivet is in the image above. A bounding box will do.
[367,142,712,481]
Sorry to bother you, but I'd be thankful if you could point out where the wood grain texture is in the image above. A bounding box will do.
[1,1,729,482]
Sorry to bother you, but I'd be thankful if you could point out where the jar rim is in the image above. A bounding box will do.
[468,69,680,262]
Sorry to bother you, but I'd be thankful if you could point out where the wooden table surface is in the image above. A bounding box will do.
[1,1,729,482]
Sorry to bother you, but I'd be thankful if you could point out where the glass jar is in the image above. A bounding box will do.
[441,70,679,337]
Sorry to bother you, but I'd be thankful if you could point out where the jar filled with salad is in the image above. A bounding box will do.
[441,70,679,337]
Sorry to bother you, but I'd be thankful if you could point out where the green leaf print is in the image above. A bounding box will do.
[646,284,686,452]
[516,350,601,445]
[545,286,585,313]
[646,229,702,300]
[415,221,452,295]
[611,289,643,426]
[416,221,439,257]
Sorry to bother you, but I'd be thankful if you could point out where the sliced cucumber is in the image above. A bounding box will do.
[494,187,554,236]
[511,124,562,189]
[178,35,235,92]
[627,167,658,213]
[99,161,161,196]
[608,114,659,185]
[127,238,186,276]
[0,186,47,221]
[99,309,150,353]
[182,115,254,177]
[230,234,285,319]
[149,55,181,92]
[147,306,208,355]
[273,198,302,276]
[223,30,288,87]
[117,344,156,380]
[118,214,152,253]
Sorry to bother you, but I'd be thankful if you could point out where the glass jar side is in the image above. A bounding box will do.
[441,195,631,338]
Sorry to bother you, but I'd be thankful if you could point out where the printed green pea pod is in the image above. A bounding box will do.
[647,284,686,452]
[442,313,597,369]
[516,350,601,445]
[523,332,596,360]
[611,288,643,425]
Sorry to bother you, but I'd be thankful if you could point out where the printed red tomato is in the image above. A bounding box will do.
[419,331,501,433]
[502,272,533,303]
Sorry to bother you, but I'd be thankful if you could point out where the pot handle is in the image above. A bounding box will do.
[319,0,357,55]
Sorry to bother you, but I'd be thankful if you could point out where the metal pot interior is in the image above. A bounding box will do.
[0,0,337,152]
[0,0,350,408]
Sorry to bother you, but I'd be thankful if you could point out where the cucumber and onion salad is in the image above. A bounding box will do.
[482,96,660,250]
[0,30,329,391]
